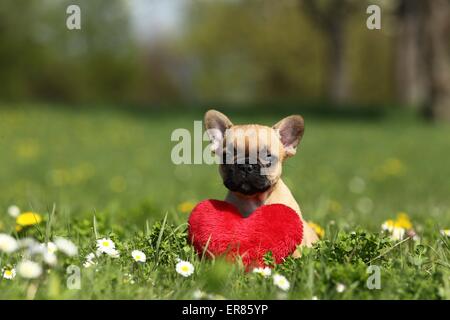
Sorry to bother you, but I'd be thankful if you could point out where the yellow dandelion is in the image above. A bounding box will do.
[177,201,195,214]
[382,213,412,231]
[381,212,414,241]
[381,219,396,231]
[16,212,43,228]
[308,222,325,238]
[395,212,412,230]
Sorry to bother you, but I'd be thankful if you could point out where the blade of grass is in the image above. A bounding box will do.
[45,203,56,243]
[93,214,98,239]
[154,212,168,266]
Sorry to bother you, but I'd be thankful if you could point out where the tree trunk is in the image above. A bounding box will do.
[327,21,349,104]
[423,0,450,121]
[394,0,428,108]
[301,0,351,105]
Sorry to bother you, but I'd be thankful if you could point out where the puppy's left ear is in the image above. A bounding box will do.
[204,109,233,153]
[273,115,305,157]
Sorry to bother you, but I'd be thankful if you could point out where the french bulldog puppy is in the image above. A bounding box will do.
[204,110,319,248]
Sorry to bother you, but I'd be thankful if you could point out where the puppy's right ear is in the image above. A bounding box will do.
[204,109,233,152]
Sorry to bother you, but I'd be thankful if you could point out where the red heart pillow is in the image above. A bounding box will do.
[188,200,303,268]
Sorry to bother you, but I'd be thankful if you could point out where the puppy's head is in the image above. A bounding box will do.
[204,110,304,196]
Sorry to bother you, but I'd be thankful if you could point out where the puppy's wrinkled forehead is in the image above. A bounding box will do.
[223,125,281,156]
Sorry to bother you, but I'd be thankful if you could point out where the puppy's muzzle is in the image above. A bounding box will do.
[237,163,259,175]
[222,158,271,195]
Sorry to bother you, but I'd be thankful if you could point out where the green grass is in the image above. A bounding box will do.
[0,104,449,299]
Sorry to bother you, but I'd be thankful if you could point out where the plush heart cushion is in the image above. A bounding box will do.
[188,199,303,268]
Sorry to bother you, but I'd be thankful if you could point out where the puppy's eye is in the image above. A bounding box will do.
[260,152,276,167]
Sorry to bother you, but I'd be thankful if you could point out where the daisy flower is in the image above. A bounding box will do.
[176,260,195,277]
[7,205,20,218]
[391,227,405,241]
[54,237,78,256]
[336,283,346,293]
[131,250,146,263]
[0,233,18,253]
[17,260,42,279]
[252,266,272,278]
[106,248,120,258]
[83,253,97,268]
[96,238,116,254]
[273,274,290,291]
[381,213,414,241]
[45,242,58,254]
[2,267,16,280]
[381,219,395,232]
[43,252,57,266]
[440,229,450,237]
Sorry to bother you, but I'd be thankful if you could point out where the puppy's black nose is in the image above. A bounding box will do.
[237,163,259,174]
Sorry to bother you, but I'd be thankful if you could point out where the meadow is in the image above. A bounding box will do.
[0,104,449,299]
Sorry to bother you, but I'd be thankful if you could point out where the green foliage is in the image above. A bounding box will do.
[314,229,391,264]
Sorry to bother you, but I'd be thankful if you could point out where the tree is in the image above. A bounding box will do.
[422,0,450,121]
[300,0,360,104]
[394,0,450,121]
[394,0,428,108]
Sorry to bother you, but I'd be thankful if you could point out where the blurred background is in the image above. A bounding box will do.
[1,0,449,117]
[1,0,450,229]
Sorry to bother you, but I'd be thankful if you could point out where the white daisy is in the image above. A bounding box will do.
[440,229,450,237]
[2,268,16,280]
[18,237,39,249]
[0,233,18,253]
[131,250,146,263]
[391,227,405,241]
[86,252,96,261]
[43,252,57,266]
[252,266,272,278]
[273,274,290,291]
[312,296,319,300]
[7,205,20,218]
[381,221,394,232]
[45,242,58,254]
[17,260,42,279]
[336,283,346,293]
[85,259,96,267]
[96,238,116,254]
[176,260,194,277]
[83,261,94,268]
[83,253,97,268]
[107,248,120,258]
[54,237,78,256]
